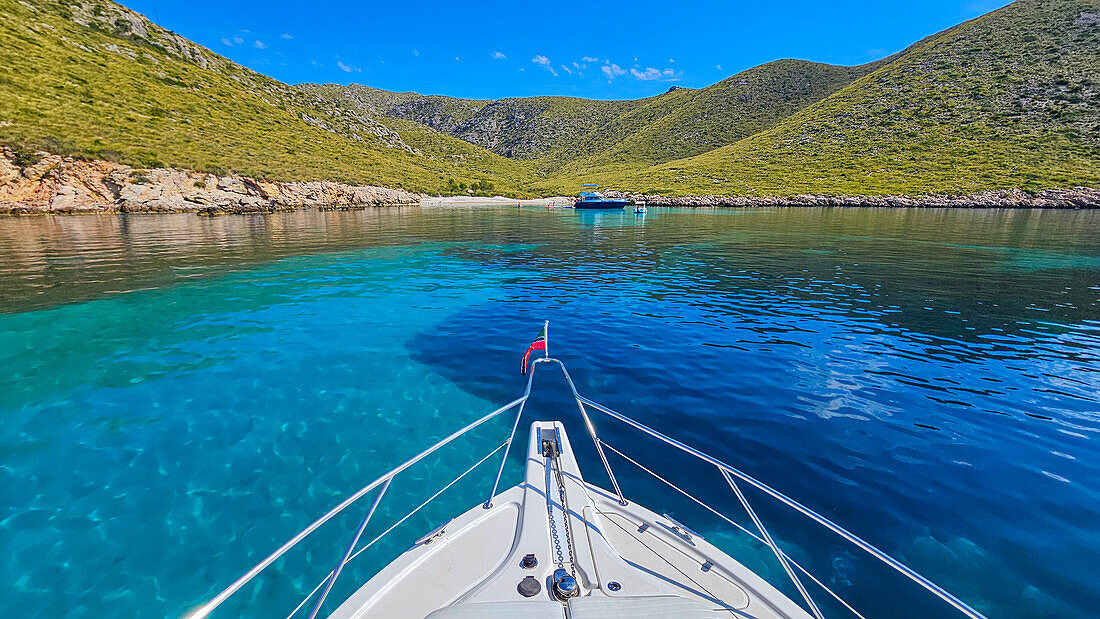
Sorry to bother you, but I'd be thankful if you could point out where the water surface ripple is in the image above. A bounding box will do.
[0,207,1097,618]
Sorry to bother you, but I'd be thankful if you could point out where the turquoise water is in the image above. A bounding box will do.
[1,207,1098,618]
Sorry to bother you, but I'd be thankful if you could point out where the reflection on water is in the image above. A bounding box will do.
[1,207,1098,618]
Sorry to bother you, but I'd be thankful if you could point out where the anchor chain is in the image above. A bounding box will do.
[545,438,577,577]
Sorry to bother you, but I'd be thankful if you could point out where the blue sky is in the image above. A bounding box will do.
[121,0,1012,100]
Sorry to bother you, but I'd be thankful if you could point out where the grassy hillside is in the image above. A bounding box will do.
[569,0,1100,196]
[299,85,488,135]
[311,59,879,171]
[540,59,888,174]
[0,0,531,193]
[446,96,637,158]
[2,0,1095,200]
[304,84,639,159]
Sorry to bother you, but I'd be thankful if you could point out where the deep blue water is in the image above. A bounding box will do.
[1,207,1098,618]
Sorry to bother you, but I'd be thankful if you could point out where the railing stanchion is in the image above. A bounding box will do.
[601,440,867,619]
[722,468,824,619]
[194,351,986,619]
[485,362,539,508]
[307,477,392,619]
[287,442,508,619]
[190,396,524,619]
[553,359,628,505]
[579,393,986,619]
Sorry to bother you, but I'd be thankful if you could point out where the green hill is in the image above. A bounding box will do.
[0,0,531,194]
[571,0,1100,196]
[540,58,890,174]
[297,85,488,135]
[303,84,640,159]
[1,0,1096,200]
[309,58,882,172]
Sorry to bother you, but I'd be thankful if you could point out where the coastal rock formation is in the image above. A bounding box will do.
[0,149,423,215]
[4,149,1096,215]
[609,189,1100,209]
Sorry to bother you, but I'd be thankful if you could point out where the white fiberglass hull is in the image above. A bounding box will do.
[329,421,811,619]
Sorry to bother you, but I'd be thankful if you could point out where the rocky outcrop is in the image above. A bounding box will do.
[301,84,637,160]
[0,149,423,215]
[4,149,1096,215]
[65,0,217,70]
[40,1,413,155]
[607,189,1100,209]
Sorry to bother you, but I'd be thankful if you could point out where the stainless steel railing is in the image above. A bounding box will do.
[285,442,509,619]
[192,345,986,619]
[537,355,988,619]
[598,440,868,619]
[187,394,530,618]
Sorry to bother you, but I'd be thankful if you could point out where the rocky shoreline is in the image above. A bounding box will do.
[0,149,423,215]
[3,150,1098,215]
[606,188,1100,209]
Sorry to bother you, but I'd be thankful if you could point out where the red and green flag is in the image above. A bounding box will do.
[521,323,548,375]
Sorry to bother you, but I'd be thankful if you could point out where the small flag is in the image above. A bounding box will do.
[521,323,548,375]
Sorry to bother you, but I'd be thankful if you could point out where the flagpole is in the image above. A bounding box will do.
[543,320,550,358]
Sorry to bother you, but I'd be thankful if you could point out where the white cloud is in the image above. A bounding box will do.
[581,56,598,62]
[532,55,557,76]
[716,64,722,70]
[253,40,267,49]
[669,58,675,63]
[413,48,419,57]
[492,51,506,59]
[221,38,233,46]
[337,61,361,73]
[630,66,681,81]
[601,63,626,79]
[560,64,572,74]
[519,67,525,72]
[633,57,638,62]
[233,36,244,44]
[281,33,293,39]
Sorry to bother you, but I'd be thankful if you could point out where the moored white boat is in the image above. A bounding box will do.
[574,184,632,210]
[190,323,987,619]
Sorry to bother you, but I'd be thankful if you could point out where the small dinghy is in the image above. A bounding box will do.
[191,324,986,619]
[634,201,648,214]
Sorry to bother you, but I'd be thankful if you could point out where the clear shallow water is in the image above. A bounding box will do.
[1,207,1098,618]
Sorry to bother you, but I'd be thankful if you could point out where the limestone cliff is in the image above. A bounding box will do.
[0,149,423,214]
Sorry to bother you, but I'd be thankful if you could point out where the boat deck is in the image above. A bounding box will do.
[330,422,810,618]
